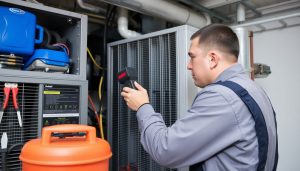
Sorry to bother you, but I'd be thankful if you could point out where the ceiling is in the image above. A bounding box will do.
[175,0,300,32]
[33,0,300,32]
[177,0,300,22]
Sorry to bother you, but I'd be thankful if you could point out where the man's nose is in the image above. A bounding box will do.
[187,61,192,70]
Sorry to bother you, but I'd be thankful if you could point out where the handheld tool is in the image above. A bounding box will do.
[0,83,22,127]
[1,132,7,171]
[117,67,137,89]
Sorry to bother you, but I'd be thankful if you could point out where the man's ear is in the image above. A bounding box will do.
[207,51,219,69]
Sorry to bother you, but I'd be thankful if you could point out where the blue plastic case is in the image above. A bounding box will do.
[23,49,70,70]
[0,6,43,56]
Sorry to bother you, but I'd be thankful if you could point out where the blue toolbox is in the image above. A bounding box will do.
[0,6,43,56]
[23,49,70,73]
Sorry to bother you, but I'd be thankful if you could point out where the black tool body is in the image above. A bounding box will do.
[117,67,137,89]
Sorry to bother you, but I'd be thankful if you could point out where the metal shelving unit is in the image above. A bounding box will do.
[0,0,88,170]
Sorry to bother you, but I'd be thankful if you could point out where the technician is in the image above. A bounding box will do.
[121,24,278,171]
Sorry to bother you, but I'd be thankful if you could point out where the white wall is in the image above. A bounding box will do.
[254,25,300,171]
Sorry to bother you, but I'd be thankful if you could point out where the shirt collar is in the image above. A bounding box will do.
[214,63,247,83]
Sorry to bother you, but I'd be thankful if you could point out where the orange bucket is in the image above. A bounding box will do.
[19,124,112,171]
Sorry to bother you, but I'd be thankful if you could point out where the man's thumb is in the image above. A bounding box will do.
[134,81,143,91]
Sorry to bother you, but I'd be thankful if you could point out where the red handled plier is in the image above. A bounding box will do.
[0,83,22,127]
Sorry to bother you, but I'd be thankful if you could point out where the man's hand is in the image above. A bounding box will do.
[121,81,150,111]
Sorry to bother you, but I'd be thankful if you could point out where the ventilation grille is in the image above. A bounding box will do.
[0,82,39,171]
[111,33,177,171]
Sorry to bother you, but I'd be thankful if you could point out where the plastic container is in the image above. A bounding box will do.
[23,49,70,72]
[0,6,43,56]
[19,124,112,171]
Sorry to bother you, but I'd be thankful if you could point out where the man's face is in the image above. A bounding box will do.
[187,37,212,88]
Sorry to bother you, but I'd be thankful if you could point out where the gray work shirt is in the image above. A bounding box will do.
[136,64,277,171]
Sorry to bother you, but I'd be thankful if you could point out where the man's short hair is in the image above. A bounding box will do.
[191,24,239,58]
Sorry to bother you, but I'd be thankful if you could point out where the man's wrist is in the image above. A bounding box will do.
[137,103,150,111]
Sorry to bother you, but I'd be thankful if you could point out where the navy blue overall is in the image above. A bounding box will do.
[190,81,278,171]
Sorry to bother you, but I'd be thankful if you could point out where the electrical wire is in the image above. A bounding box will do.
[98,75,105,139]
[88,95,105,139]
[52,43,70,55]
[87,47,105,139]
[88,95,100,122]
[95,5,114,140]
[87,47,103,70]
[99,110,104,140]
[98,75,104,102]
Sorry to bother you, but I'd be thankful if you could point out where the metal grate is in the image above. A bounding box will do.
[0,82,39,171]
[110,33,178,171]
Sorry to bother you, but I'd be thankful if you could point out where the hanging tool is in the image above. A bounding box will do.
[117,67,137,89]
[1,132,8,171]
[0,83,22,127]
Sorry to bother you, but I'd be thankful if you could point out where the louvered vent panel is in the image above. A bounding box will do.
[111,32,178,171]
[0,82,39,171]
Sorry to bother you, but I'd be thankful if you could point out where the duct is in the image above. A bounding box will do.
[237,3,246,22]
[231,8,300,29]
[177,0,231,22]
[204,13,212,25]
[234,27,251,77]
[101,0,207,28]
[118,8,141,38]
[77,0,106,14]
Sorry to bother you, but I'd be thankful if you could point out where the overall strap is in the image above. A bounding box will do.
[190,81,271,171]
[216,81,269,171]
[273,107,279,171]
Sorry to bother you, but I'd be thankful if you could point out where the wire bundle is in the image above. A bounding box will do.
[87,47,105,139]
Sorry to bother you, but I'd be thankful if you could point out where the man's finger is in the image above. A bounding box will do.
[120,91,127,97]
[123,87,133,93]
[134,81,145,91]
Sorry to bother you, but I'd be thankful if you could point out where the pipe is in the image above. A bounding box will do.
[240,0,261,17]
[77,0,106,14]
[118,8,141,38]
[177,0,231,22]
[237,3,245,22]
[204,13,212,25]
[234,27,251,77]
[101,0,207,28]
[231,8,300,28]
[249,31,254,80]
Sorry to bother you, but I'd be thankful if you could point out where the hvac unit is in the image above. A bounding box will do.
[108,25,199,171]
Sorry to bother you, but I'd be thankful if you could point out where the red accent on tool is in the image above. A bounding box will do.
[118,72,127,80]
[12,87,19,110]
[3,87,10,110]
[1,83,22,127]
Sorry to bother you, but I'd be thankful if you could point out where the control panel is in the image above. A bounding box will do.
[42,84,80,126]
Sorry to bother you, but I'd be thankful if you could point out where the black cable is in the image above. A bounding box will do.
[1,149,7,171]
[99,5,115,138]
[103,5,109,70]
[103,5,115,66]
[101,5,114,115]
[108,6,117,27]
[8,143,23,153]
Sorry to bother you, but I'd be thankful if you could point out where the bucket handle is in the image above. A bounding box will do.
[41,124,96,145]
[35,25,44,44]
